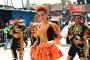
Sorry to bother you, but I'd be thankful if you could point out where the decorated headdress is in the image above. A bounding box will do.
[35,5,49,14]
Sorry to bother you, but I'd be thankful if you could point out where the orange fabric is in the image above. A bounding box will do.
[31,42,63,60]
[31,22,63,60]
[49,44,63,59]
[35,5,49,14]
[17,31,24,57]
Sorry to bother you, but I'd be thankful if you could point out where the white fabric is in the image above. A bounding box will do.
[68,20,75,28]
[60,38,66,44]
[60,25,69,38]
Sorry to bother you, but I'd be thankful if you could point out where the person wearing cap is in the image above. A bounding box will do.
[30,5,63,60]
[67,15,88,60]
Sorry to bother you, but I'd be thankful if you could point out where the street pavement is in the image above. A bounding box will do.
[0,41,80,60]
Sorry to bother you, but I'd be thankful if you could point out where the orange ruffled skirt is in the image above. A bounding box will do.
[31,42,63,60]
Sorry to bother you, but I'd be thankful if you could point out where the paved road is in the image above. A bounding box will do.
[0,41,80,60]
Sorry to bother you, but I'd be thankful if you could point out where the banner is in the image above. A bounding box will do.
[70,4,85,12]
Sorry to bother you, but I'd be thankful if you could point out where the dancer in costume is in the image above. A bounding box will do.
[30,5,63,60]
[11,17,26,60]
[67,15,88,60]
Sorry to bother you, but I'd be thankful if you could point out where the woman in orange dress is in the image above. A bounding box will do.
[31,5,63,60]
